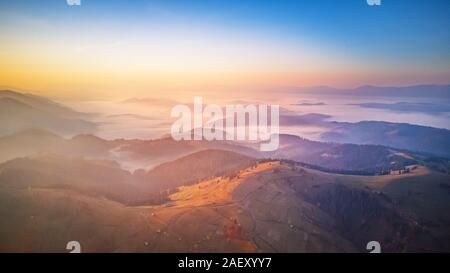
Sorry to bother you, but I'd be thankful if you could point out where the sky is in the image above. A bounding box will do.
[0,0,449,99]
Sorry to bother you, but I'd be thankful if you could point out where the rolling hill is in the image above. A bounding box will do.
[1,158,449,252]
[136,150,256,192]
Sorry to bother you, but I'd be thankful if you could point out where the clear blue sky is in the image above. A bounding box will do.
[2,0,449,59]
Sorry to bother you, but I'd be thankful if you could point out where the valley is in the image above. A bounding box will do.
[0,89,449,253]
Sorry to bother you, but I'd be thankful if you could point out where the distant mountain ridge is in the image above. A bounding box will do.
[0,90,96,137]
[320,121,450,158]
[0,90,89,118]
[286,84,450,99]
[1,89,449,173]
[258,134,450,175]
[278,111,450,158]
[2,129,448,176]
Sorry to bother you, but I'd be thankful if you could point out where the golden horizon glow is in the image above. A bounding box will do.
[1,3,449,100]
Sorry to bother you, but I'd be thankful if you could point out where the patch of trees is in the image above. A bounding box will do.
[278,159,410,176]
